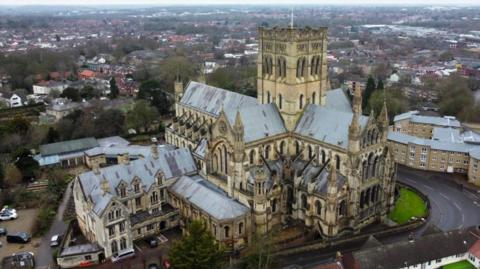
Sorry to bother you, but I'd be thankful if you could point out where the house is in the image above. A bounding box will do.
[0,90,27,107]
[33,80,69,95]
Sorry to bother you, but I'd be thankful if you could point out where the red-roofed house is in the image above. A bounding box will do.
[78,70,96,80]
[468,239,480,267]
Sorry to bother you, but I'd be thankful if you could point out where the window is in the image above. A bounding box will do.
[421,147,427,153]
[135,197,142,207]
[278,94,283,109]
[120,187,126,198]
[238,222,244,235]
[115,209,121,219]
[108,211,114,221]
[336,155,341,170]
[420,162,426,168]
[119,222,125,233]
[108,226,115,237]
[147,224,154,231]
[301,194,308,210]
[150,192,159,204]
[224,226,230,238]
[85,255,92,260]
[409,152,415,159]
[315,200,322,216]
[272,198,277,213]
[134,183,140,193]
[420,155,427,161]
[249,150,255,165]
[111,240,118,255]
[299,94,304,109]
[120,238,127,250]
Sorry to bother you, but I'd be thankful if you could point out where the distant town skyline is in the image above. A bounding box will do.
[0,0,479,6]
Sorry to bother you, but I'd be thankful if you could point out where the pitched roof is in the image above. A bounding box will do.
[325,88,353,113]
[388,131,480,153]
[225,103,287,143]
[393,110,461,128]
[78,148,196,216]
[169,175,249,221]
[179,81,257,117]
[40,137,99,156]
[295,104,368,149]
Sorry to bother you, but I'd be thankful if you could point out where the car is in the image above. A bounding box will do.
[0,227,7,236]
[50,234,62,247]
[145,237,158,248]
[111,249,135,263]
[6,232,31,244]
[0,207,16,215]
[0,211,17,221]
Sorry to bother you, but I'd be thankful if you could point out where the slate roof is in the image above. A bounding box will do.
[40,137,99,156]
[78,148,196,216]
[225,103,287,143]
[393,110,461,128]
[432,127,463,143]
[351,226,480,269]
[470,148,480,160]
[180,81,257,117]
[325,88,353,113]
[388,131,480,153]
[295,104,369,149]
[169,175,249,221]
[298,161,346,195]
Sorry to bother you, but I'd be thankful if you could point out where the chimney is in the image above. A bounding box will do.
[151,144,159,159]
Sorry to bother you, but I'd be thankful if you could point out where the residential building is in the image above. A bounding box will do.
[33,80,69,95]
[392,110,461,139]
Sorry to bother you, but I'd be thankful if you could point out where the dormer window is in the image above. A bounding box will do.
[156,172,164,185]
[120,187,126,198]
[134,183,140,193]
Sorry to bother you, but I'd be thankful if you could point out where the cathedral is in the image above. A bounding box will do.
[165,26,396,248]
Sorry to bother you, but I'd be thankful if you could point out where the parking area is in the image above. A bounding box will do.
[0,209,39,260]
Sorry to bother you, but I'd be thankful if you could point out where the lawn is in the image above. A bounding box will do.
[388,187,427,224]
[443,260,475,269]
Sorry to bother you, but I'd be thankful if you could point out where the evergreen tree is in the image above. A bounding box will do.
[362,76,376,112]
[168,220,224,269]
[46,127,60,143]
[377,78,384,90]
[60,87,81,102]
[109,77,119,99]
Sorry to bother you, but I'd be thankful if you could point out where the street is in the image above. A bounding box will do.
[278,166,480,268]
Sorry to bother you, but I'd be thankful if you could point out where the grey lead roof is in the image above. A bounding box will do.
[388,131,480,153]
[394,110,461,128]
[78,148,196,216]
[325,88,353,113]
[169,175,249,221]
[225,103,287,143]
[180,81,257,117]
[295,104,369,149]
[40,137,99,156]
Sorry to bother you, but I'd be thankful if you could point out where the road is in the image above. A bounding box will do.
[278,166,480,268]
[35,181,72,268]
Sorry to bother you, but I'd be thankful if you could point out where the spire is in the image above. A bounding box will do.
[378,100,389,131]
[234,110,243,129]
[349,87,362,153]
[353,86,362,116]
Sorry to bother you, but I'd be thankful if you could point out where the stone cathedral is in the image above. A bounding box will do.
[165,26,396,249]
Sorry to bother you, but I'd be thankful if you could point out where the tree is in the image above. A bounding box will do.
[436,75,475,121]
[126,100,159,133]
[109,77,119,99]
[368,89,407,122]
[6,116,30,135]
[362,76,376,112]
[60,87,81,102]
[94,109,125,137]
[4,164,22,188]
[241,233,276,269]
[14,148,39,182]
[168,220,224,269]
[137,80,171,115]
[46,127,60,143]
[377,78,384,91]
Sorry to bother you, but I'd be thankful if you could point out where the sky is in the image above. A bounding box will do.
[0,0,479,5]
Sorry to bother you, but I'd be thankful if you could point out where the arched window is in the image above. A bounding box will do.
[264,145,271,159]
[338,200,347,217]
[335,155,341,170]
[213,153,219,172]
[368,153,375,178]
[238,222,244,235]
[312,92,316,104]
[360,191,365,209]
[308,145,313,159]
[267,91,271,103]
[223,145,228,175]
[224,226,230,238]
[272,198,277,213]
[278,94,283,109]
[321,150,326,164]
[295,141,301,155]
[249,150,255,165]
[120,237,127,250]
[301,194,308,209]
[111,240,118,254]
[299,94,304,109]
[362,160,368,180]
[279,141,285,155]
[315,200,322,216]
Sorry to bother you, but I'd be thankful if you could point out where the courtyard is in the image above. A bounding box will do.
[388,187,428,225]
[0,209,39,260]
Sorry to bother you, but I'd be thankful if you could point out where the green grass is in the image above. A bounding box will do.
[443,260,475,269]
[388,188,427,224]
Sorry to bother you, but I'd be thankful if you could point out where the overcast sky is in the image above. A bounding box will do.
[0,0,479,5]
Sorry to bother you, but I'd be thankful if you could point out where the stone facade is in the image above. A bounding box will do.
[165,26,396,242]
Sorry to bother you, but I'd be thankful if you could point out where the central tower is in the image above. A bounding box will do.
[257,27,328,131]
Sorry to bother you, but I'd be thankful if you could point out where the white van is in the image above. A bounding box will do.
[111,249,135,263]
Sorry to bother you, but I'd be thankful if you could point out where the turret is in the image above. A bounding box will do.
[254,166,268,201]
[348,86,362,153]
[174,75,183,103]
[378,100,389,141]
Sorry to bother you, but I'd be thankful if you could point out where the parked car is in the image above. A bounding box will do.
[50,234,62,247]
[145,237,158,248]
[111,249,135,263]
[6,232,31,244]
[0,211,17,221]
[0,206,16,215]
[0,227,7,236]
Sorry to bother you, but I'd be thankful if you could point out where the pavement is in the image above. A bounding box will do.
[35,180,73,268]
[278,165,480,268]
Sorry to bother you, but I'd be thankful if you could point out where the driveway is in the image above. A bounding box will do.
[35,180,73,268]
[0,208,39,259]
